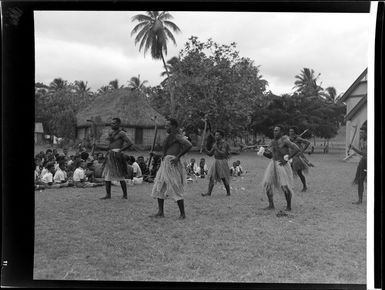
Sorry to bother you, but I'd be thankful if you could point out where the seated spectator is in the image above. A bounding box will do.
[236,160,245,176]
[186,158,198,182]
[73,161,102,188]
[45,149,54,162]
[230,162,238,177]
[93,153,105,182]
[37,163,56,188]
[197,158,208,178]
[53,161,72,187]
[129,156,143,184]
[137,156,149,177]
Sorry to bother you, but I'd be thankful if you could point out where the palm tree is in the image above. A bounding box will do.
[109,79,122,90]
[97,85,110,95]
[293,68,323,98]
[74,80,91,94]
[131,11,181,117]
[128,74,148,92]
[323,86,337,103]
[49,78,67,92]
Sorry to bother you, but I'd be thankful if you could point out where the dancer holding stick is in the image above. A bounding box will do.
[147,116,158,169]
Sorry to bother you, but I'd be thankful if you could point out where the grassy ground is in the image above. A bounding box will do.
[34,151,366,283]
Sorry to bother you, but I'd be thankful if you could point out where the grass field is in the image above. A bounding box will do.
[34,151,366,283]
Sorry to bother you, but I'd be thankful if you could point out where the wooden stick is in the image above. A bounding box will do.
[347,125,358,156]
[147,116,158,168]
[87,119,96,156]
[200,115,208,153]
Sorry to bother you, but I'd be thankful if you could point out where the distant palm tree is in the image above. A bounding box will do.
[131,11,181,117]
[109,79,122,90]
[323,86,337,103]
[293,68,323,98]
[128,74,148,91]
[97,85,110,95]
[74,80,91,94]
[49,78,67,92]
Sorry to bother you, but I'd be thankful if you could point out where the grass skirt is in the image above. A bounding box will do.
[291,155,309,176]
[151,155,185,201]
[102,150,129,181]
[353,156,367,185]
[208,159,230,184]
[263,160,294,194]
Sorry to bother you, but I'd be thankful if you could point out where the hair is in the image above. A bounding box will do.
[215,129,225,138]
[137,156,144,160]
[129,156,136,163]
[58,161,66,168]
[112,117,121,124]
[80,151,89,161]
[167,118,178,128]
[46,163,54,170]
[46,149,53,154]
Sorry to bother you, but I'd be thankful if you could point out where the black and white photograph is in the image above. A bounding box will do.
[2,1,382,288]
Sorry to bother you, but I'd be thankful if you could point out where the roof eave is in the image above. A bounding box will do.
[338,68,368,103]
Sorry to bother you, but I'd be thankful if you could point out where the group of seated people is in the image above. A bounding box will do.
[185,157,209,182]
[34,148,162,190]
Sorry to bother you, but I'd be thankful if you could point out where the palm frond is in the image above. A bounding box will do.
[138,30,151,53]
[163,20,181,32]
[159,12,174,21]
[131,22,149,36]
[134,23,151,45]
[131,14,152,23]
[163,27,177,45]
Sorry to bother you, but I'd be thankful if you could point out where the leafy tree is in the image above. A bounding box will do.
[131,11,181,117]
[149,36,268,137]
[109,79,122,90]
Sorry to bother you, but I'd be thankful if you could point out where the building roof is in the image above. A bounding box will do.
[338,68,367,103]
[35,122,44,133]
[76,88,166,128]
[344,95,367,121]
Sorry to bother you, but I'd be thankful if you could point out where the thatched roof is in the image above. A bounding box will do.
[76,88,166,128]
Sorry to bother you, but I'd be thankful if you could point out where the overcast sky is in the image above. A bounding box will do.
[35,11,372,96]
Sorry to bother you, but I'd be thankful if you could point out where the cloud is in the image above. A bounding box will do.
[35,11,371,95]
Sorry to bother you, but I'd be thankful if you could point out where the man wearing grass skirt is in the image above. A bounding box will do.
[258,126,300,211]
[201,129,231,197]
[150,118,192,219]
[98,117,136,200]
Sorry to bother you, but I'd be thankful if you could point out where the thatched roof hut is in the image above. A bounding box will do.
[76,88,167,149]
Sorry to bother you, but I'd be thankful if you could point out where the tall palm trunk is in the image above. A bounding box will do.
[161,52,175,118]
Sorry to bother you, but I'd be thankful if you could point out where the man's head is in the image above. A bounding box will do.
[46,149,53,156]
[46,163,55,173]
[58,161,66,171]
[190,158,195,163]
[79,161,87,169]
[236,160,241,166]
[233,162,237,167]
[165,118,178,133]
[111,117,121,130]
[289,127,296,137]
[63,148,68,155]
[80,151,89,161]
[215,130,225,141]
[200,158,205,163]
[273,126,283,139]
[137,156,145,164]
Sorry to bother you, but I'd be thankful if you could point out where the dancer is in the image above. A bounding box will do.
[260,126,300,211]
[349,124,367,204]
[202,130,231,197]
[288,127,311,192]
[150,118,192,219]
[97,117,136,199]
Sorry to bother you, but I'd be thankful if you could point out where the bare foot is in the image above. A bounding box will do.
[178,214,186,220]
[263,205,275,210]
[149,213,165,218]
[100,196,111,200]
[201,193,211,197]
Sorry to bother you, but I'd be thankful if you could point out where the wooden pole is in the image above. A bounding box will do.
[200,114,208,154]
[344,124,358,160]
[147,116,158,168]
